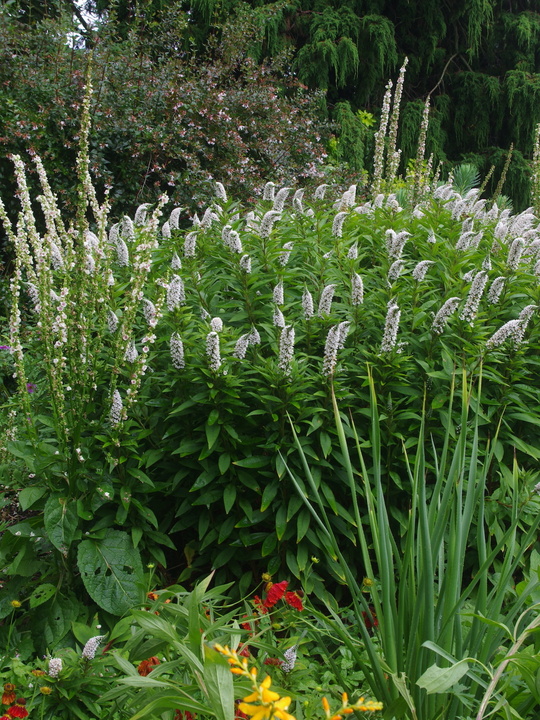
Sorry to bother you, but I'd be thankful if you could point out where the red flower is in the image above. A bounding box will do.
[284,591,304,611]
[263,657,283,666]
[263,580,288,608]
[238,646,250,657]
[137,657,161,676]
[174,712,196,720]
[252,596,268,614]
[7,699,28,718]
[362,609,379,630]
[1,685,16,706]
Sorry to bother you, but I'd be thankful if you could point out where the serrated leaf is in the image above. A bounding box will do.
[77,529,144,615]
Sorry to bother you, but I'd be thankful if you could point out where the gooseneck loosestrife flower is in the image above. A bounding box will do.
[170,333,185,369]
[81,635,105,660]
[380,301,401,353]
[318,284,336,317]
[486,305,537,349]
[460,270,489,324]
[206,331,222,372]
[432,297,461,334]
[214,644,382,720]
[278,325,295,376]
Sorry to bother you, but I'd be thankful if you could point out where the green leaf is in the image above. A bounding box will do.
[203,645,234,720]
[223,484,236,513]
[127,467,154,486]
[18,486,46,511]
[233,456,269,469]
[77,529,144,614]
[275,505,287,540]
[29,583,56,608]
[219,453,231,474]
[416,661,470,694]
[32,594,79,649]
[320,431,332,458]
[261,481,279,512]
[206,422,221,450]
[44,495,79,553]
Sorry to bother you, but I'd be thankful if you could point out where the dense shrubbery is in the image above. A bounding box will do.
[0,6,328,231]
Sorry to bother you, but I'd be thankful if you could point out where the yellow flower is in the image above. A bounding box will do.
[39,686,52,695]
[239,694,294,720]
[10,600,22,608]
[243,676,280,704]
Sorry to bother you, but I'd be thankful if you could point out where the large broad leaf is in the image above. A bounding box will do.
[44,494,79,553]
[417,661,470,694]
[77,529,144,615]
[203,645,235,720]
[32,593,80,651]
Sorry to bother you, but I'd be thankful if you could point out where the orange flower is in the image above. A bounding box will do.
[263,581,288,608]
[7,699,28,718]
[147,592,159,601]
[137,656,161,676]
[31,670,45,677]
[1,685,16,706]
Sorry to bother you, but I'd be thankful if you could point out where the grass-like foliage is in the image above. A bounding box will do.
[284,377,540,720]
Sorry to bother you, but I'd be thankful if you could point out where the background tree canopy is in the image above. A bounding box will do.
[1,0,540,232]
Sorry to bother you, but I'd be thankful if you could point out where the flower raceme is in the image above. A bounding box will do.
[214,644,294,720]
[214,645,382,720]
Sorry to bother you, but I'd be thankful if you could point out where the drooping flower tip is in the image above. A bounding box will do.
[81,635,105,660]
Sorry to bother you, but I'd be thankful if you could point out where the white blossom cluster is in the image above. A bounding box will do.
[380,301,401,352]
[109,390,123,425]
[282,646,297,673]
[331,210,347,237]
[82,635,105,660]
[272,187,291,213]
[48,658,63,678]
[432,297,461,334]
[487,276,506,304]
[386,229,410,259]
[486,305,536,349]
[206,331,221,372]
[302,288,314,319]
[277,325,295,375]
[412,260,434,281]
[170,333,185,369]
[459,271,488,324]
[351,273,364,305]
[322,321,350,376]
[318,284,336,317]
[167,276,185,311]
[259,210,281,238]
[273,282,284,305]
